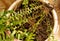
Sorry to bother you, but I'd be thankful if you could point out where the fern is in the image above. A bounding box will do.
[25,33,35,41]
[22,0,29,8]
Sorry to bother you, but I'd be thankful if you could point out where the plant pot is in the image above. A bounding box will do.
[8,0,59,41]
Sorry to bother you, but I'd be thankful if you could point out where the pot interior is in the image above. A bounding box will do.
[13,0,54,41]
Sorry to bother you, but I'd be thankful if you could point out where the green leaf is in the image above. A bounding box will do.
[22,0,29,8]
[25,33,35,41]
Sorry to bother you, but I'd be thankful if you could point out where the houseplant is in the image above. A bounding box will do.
[8,0,58,41]
[0,0,58,41]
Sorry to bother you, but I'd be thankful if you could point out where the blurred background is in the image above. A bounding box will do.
[0,0,60,40]
[0,0,15,11]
